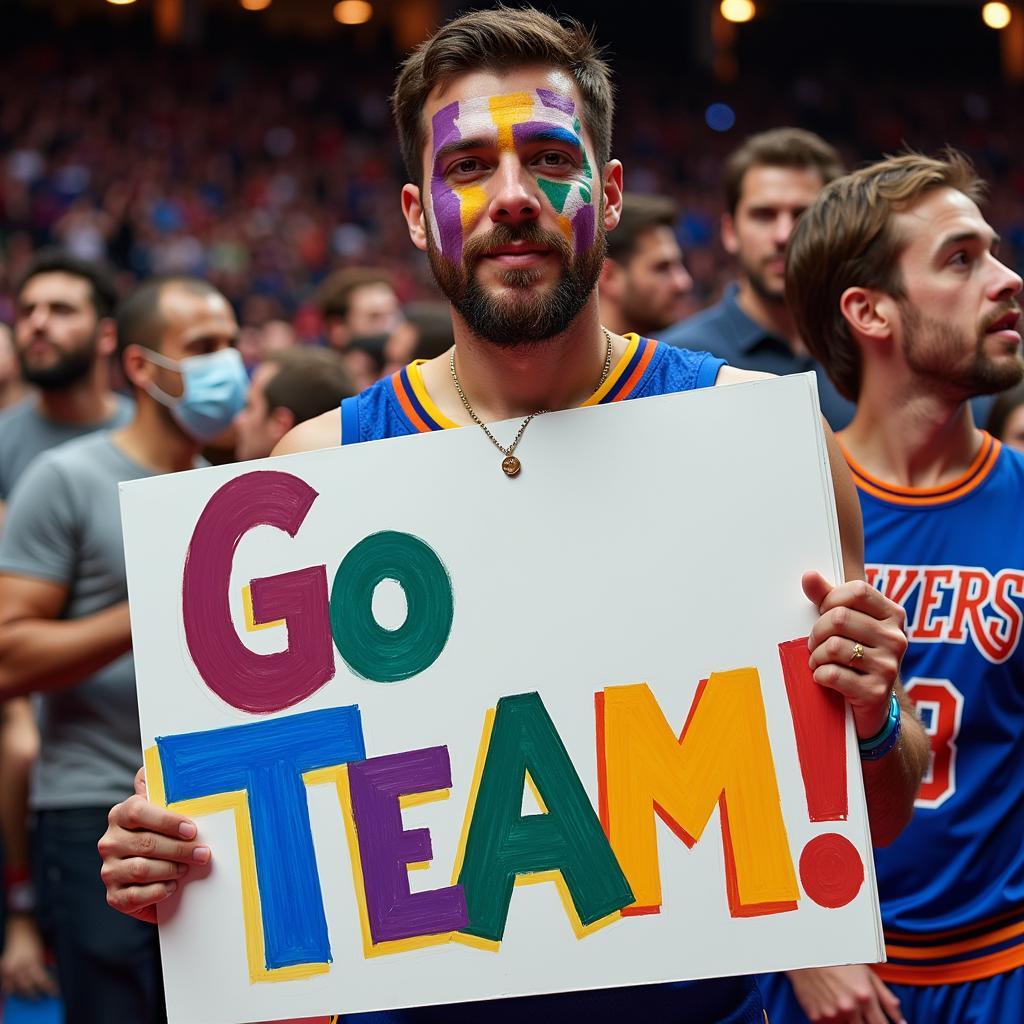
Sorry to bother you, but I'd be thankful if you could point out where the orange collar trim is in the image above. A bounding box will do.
[839,432,1001,507]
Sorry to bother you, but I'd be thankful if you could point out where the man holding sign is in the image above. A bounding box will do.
[98,9,927,1022]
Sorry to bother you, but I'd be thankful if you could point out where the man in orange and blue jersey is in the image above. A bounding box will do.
[761,151,1024,1023]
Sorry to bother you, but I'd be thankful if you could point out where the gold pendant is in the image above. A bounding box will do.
[501,455,521,477]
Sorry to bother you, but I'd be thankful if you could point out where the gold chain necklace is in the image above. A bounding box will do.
[450,328,614,478]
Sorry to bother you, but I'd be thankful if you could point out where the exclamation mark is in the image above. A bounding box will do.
[779,638,865,909]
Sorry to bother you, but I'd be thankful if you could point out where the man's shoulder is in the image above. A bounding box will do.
[0,397,41,445]
[658,294,736,350]
[21,432,119,490]
[274,407,342,457]
[0,396,37,427]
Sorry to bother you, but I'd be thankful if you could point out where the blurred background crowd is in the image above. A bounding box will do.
[2,1,1024,1022]
[4,0,1024,365]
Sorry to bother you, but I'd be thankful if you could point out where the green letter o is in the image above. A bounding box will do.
[330,531,454,682]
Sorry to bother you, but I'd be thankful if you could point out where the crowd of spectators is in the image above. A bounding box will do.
[2,34,1024,336]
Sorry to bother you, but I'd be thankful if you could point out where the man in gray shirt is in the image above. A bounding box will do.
[0,250,133,1002]
[0,249,133,507]
[0,275,246,1023]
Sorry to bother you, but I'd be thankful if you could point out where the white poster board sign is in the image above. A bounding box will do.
[120,373,883,1024]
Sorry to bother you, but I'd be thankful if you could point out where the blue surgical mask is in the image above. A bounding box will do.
[140,347,249,442]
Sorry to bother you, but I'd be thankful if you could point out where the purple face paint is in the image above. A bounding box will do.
[347,746,468,944]
[572,204,596,254]
[426,90,598,261]
[536,88,576,115]
[429,102,467,261]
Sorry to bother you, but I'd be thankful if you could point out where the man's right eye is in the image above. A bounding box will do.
[450,158,484,177]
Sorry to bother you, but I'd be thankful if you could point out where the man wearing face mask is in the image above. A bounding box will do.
[0,276,246,1024]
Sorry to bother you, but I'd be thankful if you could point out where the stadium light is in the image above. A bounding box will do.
[983,2,1013,29]
[240,0,272,9]
[334,0,373,24]
[720,0,756,23]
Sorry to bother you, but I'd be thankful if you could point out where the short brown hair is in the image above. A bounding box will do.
[115,276,223,364]
[606,193,677,264]
[19,247,119,321]
[404,301,455,361]
[724,128,844,215]
[786,149,986,401]
[318,268,394,323]
[391,6,614,187]
[262,347,354,425]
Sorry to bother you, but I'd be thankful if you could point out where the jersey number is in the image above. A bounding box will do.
[905,678,964,810]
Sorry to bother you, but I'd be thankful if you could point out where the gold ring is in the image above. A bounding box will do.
[849,642,865,663]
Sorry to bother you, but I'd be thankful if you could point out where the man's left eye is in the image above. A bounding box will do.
[538,152,570,168]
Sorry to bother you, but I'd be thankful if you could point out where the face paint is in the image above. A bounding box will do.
[428,89,597,262]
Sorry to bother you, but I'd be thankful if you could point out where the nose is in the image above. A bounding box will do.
[489,154,541,227]
[672,262,693,296]
[991,257,1024,301]
[26,306,50,333]
[773,213,796,248]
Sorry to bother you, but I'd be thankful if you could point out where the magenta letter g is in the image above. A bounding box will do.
[183,471,334,713]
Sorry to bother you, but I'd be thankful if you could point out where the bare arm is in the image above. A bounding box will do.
[271,408,342,457]
[715,366,927,845]
[0,699,55,998]
[820,426,929,847]
[0,574,132,698]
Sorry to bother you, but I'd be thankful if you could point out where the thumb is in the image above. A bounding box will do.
[801,570,834,611]
[134,765,148,797]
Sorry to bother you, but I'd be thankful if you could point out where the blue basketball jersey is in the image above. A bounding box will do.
[336,338,768,1024]
[844,432,1024,986]
[340,334,724,443]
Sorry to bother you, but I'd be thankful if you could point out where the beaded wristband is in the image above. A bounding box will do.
[858,693,902,761]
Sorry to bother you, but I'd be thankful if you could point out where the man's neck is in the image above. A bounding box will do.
[734,279,803,355]
[841,374,982,489]
[37,373,118,426]
[111,401,201,475]
[600,303,632,340]
[421,297,625,424]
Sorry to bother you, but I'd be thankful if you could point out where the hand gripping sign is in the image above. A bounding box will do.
[120,374,883,1024]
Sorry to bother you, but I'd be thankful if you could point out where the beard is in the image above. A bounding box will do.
[739,250,786,305]
[902,301,1024,397]
[426,217,605,348]
[18,331,98,390]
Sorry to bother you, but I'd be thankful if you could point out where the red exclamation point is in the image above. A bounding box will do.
[779,638,865,909]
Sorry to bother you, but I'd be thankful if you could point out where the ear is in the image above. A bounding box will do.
[268,406,295,445]
[402,184,428,253]
[96,318,117,359]
[121,343,154,391]
[601,159,624,232]
[839,286,895,347]
[721,212,739,256]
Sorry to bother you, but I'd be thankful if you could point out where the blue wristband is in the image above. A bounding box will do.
[859,693,901,761]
